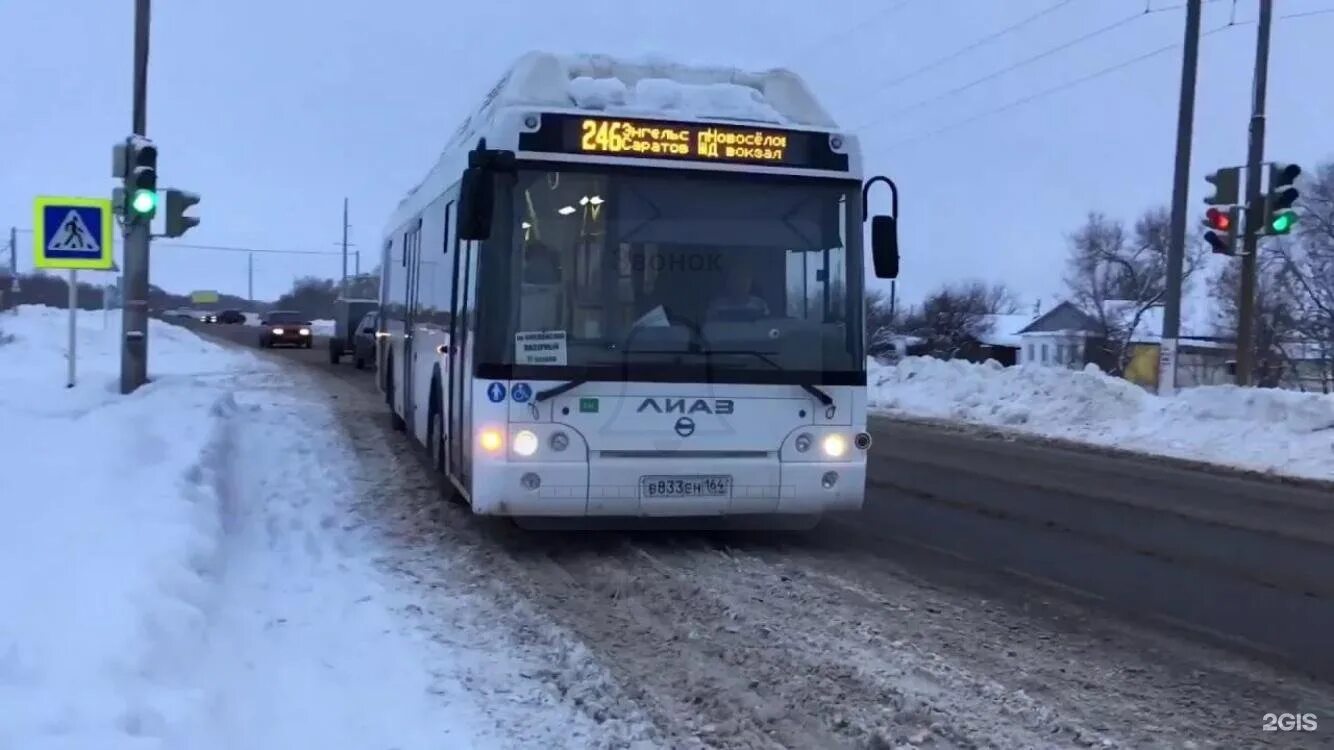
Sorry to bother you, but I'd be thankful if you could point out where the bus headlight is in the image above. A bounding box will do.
[513,430,539,457]
[549,431,569,452]
[795,433,813,453]
[479,428,504,453]
[822,434,848,459]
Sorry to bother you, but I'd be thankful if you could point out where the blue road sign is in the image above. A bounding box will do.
[486,382,506,403]
[511,382,532,403]
[33,196,115,271]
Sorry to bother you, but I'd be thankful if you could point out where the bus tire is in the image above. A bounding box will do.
[386,357,406,432]
[428,400,446,473]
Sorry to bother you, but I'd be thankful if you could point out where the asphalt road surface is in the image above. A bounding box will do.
[184,319,1334,692]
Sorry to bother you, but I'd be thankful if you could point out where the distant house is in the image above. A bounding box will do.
[1015,300,1235,390]
[966,313,1039,366]
[1278,339,1334,393]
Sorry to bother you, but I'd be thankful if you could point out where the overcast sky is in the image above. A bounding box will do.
[3,0,1333,311]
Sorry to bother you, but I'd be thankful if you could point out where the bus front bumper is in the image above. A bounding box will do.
[469,458,866,517]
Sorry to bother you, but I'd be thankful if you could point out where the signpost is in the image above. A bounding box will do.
[33,196,115,388]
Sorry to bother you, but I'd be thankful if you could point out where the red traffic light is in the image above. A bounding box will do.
[1205,207,1232,231]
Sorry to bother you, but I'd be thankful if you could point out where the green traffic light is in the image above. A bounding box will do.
[131,189,157,214]
[1270,212,1296,234]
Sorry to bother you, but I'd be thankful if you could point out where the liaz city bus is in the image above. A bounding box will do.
[378,52,899,527]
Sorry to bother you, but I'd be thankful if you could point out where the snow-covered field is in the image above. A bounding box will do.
[0,305,639,750]
[869,356,1334,482]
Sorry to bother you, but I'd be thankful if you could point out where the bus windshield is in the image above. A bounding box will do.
[491,168,864,384]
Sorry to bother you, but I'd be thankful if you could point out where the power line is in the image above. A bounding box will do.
[1277,6,1334,21]
[877,4,1334,148]
[881,22,1243,151]
[157,241,349,257]
[856,5,1181,130]
[11,228,347,257]
[859,0,1083,98]
[789,0,916,61]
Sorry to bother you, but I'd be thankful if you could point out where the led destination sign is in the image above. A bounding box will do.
[518,114,850,171]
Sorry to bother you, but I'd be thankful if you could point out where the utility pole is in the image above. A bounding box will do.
[1159,0,1203,396]
[341,197,349,298]
[119,0,152,394]
[1235,0,1274,387]
[4,226,17,309]
[247,252,254,305]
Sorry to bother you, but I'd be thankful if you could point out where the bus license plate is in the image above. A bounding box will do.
[640,475,732,499]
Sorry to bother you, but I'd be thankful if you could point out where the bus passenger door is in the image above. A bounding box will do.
[402,220,422,437]
[447,237,473,484]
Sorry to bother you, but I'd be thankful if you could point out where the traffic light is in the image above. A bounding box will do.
[163,189,201,238]
[126,140,159,220]
[1203,206,1240,255]
[1262,162,1301,236]
[1203,166,1241,206]
[1201,166,1241,255]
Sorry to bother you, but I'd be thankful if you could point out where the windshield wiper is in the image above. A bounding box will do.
[707,350,833,405]
[534,379,586,403]
[613,348,835,407]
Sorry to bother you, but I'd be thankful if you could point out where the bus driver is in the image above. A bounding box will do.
[706,254,770,321]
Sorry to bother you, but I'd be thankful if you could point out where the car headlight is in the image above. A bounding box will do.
[299,328,311,336]
[512,430,539,457]
[821,433,848,459]
[272,327,284,335]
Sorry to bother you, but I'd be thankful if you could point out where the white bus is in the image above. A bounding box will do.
[378,52,899,526]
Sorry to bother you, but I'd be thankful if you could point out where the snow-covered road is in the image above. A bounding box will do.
[192,381,639,749]
[4,305,1332,749]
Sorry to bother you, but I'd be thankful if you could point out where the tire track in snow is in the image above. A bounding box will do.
[269,346,1334,750]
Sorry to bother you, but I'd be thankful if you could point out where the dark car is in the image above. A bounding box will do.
[351,310,379,370]
[258,310,313,348]
[217,309,246,325]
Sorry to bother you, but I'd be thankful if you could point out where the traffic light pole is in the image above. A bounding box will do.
[120,0,152,394]
[1235,0,1273,387]
[1159,0,1203,396]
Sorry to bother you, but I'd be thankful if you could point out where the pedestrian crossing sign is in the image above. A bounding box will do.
[33,195,115,270]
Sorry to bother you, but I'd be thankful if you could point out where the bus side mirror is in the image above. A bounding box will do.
[457,166,494,241]
[870,215,899,279]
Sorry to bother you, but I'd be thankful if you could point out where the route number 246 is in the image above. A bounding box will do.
[1263,713,1317,732]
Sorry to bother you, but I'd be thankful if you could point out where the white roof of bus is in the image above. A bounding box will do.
[386,51,841,233]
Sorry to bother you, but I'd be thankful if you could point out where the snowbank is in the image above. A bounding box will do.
[0,305,256,748]
[869,356,1334,482]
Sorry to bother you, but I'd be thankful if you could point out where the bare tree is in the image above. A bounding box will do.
[1064,207,1204,374]
[864,287,904,358]
[1273,160,1334,390]
[274,276,339,320]
[1209,241,1305,387]
[903,279,1020,359]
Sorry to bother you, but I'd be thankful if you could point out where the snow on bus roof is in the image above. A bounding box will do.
[386,51,840,233]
